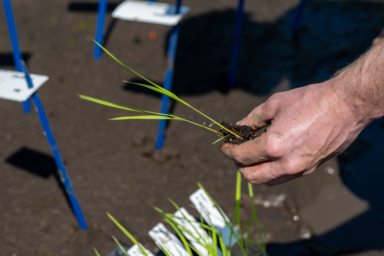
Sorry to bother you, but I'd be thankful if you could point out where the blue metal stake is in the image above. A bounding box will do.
[155,0,182,150]
[94,0,157,60]
[21,62,88,230]
[2,0,31,113]
[292,0,307,34]
[228,0,245,87]
[94,0,108,60]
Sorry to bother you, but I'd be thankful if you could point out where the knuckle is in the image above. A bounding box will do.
[283,160,303,175]
[264,138,285,158]
[267,93,283,107]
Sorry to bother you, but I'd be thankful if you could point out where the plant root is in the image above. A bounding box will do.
[219,122,259,145]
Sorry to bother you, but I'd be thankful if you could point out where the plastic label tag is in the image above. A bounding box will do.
[174,207,222,256]
[149,223,189,256]
[112,0,190,26]
[0,70,48,102]
[190,188,239,247]
[127,244,154,256]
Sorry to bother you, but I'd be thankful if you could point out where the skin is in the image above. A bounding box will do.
[220,39,384,186]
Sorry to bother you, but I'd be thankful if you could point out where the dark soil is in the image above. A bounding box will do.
[1,0,384,256]
[220,122,258,145]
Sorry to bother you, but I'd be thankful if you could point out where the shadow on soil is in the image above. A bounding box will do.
[5,147,75,216]
[0,53,31,67]
[67,2,122,12]
[119,0,383,98]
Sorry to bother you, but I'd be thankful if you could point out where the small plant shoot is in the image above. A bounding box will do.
[94,173,267,256]
[80,41,259,145]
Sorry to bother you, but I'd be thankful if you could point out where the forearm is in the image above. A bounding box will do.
[329,39,384,122]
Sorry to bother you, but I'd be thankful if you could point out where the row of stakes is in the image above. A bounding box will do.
[1,0,307,233]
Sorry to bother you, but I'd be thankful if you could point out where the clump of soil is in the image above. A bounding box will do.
[219,122,259,145]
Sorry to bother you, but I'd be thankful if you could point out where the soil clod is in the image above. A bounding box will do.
[220,122,259,145]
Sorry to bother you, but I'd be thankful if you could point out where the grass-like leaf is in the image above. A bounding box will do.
[107,213,148,256]
[111,116,182,121]
[80,95,171,116]
[112,236,130,256]
[93,248,101,256]
[211,135,229,145]
[90,41,241,139]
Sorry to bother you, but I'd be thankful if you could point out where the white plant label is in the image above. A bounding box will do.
[149,223,189,256]
[174,207,222,256]
[0,70,48,102]
[112,0,190,26]
[127,244,154,256]
[190,188,239,247]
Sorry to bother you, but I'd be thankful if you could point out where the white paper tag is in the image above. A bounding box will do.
[190,189,239,247]
[149,223,189,256]
[174,207,222,256]
[127,244,154,256]
[112,0,189,26]
[0,70,48,102]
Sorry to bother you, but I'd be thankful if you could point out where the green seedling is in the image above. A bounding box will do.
[80,41,242,144]
[95,172,267,256]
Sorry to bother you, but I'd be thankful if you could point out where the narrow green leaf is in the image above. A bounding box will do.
[107,213,148,256]
[93,40,162,90]
[92,40,241,139]
[80,95,170,116]
[209,123,214,127]
[110,116,182,121]
[93,248,101,256]
[124,81,189,107]
[235,171,242,236]
[112,236,130,256]
[211,136,225,145]
[165,219,193,256]
[218,235,228,256]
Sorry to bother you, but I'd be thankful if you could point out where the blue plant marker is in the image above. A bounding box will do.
[155,0,182,150]
[94,0,108,60]
[21,62,88,230]
[2,0,31,113]
[228,0,245,87]
[292,0,307,34]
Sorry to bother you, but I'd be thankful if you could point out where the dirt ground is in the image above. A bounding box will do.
[1,0,384,255]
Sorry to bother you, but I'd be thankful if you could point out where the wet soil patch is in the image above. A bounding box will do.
[220,122,258,145]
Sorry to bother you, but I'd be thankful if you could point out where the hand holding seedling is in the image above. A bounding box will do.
[221,40,384,186]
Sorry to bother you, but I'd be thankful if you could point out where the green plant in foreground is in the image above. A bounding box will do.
[80,41,241,145]
[95,172,267,256]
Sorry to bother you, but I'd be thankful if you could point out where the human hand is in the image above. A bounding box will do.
[220,82,369,186]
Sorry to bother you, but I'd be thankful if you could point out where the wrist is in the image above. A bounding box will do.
[326,71,383,124]
[321,79,371,128]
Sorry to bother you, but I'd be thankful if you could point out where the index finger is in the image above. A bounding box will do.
[237,98,278,129]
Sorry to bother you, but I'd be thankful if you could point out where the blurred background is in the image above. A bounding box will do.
[1,0,384,255]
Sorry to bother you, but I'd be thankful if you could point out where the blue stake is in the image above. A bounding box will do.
[94,0,108,60]
[292,0,307,34]
[21,62,88,230]
[2,0,31,113]
[155,0,181,150]
[228,0,245,87]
